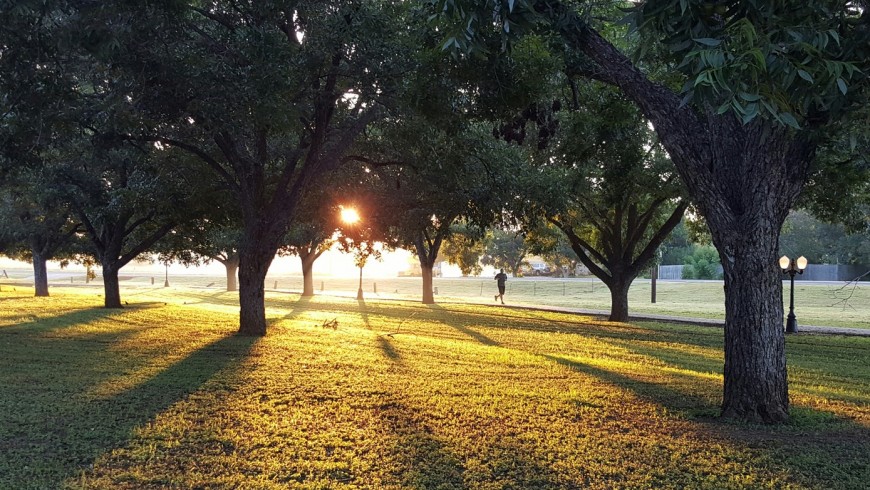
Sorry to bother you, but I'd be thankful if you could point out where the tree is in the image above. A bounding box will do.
[156,223,243,292]
[334,198,392,301]
[529,89,688,321]
[660,220,695,265]
[0,2,83,296]
[59,142,192,308]
[441,224,487,276]
[780,210,870,265]
[482,228,530,277]
[86,1,421,334]
[353,118,522,303]
[0,168,81,297]
[435,0,870,423]
[280,197,338,298]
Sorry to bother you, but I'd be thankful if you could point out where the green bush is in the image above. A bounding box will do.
[683,245,723,279]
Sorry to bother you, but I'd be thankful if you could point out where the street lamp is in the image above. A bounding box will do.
[779,255,808,333]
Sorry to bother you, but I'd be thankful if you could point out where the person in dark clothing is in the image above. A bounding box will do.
[494,269,507,304]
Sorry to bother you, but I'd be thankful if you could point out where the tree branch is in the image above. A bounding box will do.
[118,222,175,268]
[549,217,611,281]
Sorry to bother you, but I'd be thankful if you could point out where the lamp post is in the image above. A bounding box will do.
[779,255,808,333]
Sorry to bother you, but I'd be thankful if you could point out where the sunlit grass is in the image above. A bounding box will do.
[3,268,868,328]
[0,288,868,489]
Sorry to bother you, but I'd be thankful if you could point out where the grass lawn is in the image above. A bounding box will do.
[1,286,868,489]
[3,268,870,329]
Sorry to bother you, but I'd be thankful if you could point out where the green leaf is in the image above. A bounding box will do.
[837,78,848,95]
[738,92,761,102]
[779,112,801,130]
[797,69,813,83]
[693,38,722,47]
[741,103,759,125]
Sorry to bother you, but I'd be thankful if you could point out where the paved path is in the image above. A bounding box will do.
[501,303,870,337]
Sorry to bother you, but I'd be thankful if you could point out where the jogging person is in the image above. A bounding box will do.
[494,269,507,304]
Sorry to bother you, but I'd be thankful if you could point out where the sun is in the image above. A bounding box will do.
[340,207,360,224]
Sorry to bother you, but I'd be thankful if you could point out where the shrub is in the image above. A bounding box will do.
[683,245,723,280]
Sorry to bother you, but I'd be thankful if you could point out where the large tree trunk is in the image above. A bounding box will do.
[606,277,631,322]
[542,8,812,422]
[717,228,789,422]
[300,251,316,297]
[102,262,122,308]
[421,264,434,305]
[32,252,49,297]
[697,129,808,423]
[238,250,272,336]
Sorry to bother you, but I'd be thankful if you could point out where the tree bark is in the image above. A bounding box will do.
[421,264,435,304]
[414,232,444,305]
[607,277,631,322]
[102,262,122,308]
[718,229,789,423]
[225,260,239,292]
[238,251,272,336]
[300,251,317,297]
[32,252,49,297]
[696,127,808,423]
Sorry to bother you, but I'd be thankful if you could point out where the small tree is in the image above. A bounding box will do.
[0,171,81,297]
[335,202,390,301]
[482,228,530,277]
[683,245,723,280]
[441,224,487,276]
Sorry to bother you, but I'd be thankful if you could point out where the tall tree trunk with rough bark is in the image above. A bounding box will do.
[606,275,632,322]
[718,226,789,421]
[102,261,122,308]
[32,251,49,297]
[237,246,273,336]
[539,12,812,422]
[685,127,808,423]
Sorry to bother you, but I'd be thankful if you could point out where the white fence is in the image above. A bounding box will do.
[658,264,870,281]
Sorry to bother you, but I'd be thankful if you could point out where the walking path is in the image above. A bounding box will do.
[500,302,870,337]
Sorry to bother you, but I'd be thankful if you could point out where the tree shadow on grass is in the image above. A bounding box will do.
[0,332,258,489]
[543,354,716,414]
[181,290,240,307]
[377,334,403,364]
[427,303,500,347]
[374,399,568,489]
[606,337,724,377]
[358,298,372,329]
[544,353,870,490]
[0,305,126,335]
[270,295,313,326]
